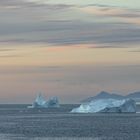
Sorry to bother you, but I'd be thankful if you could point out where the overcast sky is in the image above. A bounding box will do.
[0,0,140,103]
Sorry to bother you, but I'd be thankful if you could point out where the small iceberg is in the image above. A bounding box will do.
[71,98,136,113]
[28,93,60,108]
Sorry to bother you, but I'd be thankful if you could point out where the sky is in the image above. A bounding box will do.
[0,0,140,103]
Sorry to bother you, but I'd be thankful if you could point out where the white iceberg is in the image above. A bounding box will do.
[28,93,60,108]
[46,97,60,108]
[71,98,136,113]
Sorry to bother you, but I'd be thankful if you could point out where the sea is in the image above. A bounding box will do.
[0,104,140,140]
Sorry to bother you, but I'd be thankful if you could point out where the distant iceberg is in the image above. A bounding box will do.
[71,98,136,113]
[28,93,60,108]
[46,97,60,108]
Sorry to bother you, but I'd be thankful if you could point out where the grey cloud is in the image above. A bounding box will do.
[116,13,140,18]
[0,1,140,47]
[0,55,21,57]
[0,48,16,52]
[0,66,63,74]
[86,4,118,8]
[0,64,140,103]
[88,45,123,49]
[0,0,73,9]
[128,50,140,52]
[0,20,140,46]
[0,0,24,5]
[1,64,140,84]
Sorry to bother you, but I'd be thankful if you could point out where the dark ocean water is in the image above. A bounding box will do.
[0,104,140,140]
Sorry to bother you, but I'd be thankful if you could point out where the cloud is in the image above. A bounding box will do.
[0,1,140,47]
[0,20,140,46]
[0,65,62,74]
[0,55,21,58]
[0,48,15,52]
[1,64,140,103]
[128,49,140,53]
[79,6,140,25]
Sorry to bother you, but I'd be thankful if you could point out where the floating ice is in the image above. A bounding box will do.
[71,98,136,113]
[28,93,60,108]
[46,97,60,108]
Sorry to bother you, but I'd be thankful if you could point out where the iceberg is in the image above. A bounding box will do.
[28,93,60,108]
[46,97,60,108]
[71,98,136,113]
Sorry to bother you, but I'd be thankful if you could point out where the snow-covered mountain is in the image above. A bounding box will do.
[126,92,140,103]
[82,91,140,103]
[127,91,140,98]
[81,91,125,103]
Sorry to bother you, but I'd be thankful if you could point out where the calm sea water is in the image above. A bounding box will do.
[0,104,140,140]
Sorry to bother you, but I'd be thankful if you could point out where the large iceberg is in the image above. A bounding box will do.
[71,98,136,113]
[28,93,60,108]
